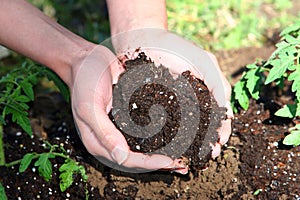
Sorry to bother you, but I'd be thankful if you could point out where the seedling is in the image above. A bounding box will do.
[232,22,300,146]
[0,60,86,197]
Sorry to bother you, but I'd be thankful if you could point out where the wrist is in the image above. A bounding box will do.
[107,0,168,35]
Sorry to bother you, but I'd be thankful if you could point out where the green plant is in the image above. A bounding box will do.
[0,181,7,200]
[0,60,69,136]
[232,22,300,146]
[167,0,298,51]
[0,60,74,197]
[2,141,89,196]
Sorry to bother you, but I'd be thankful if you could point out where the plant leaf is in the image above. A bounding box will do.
[280,22,300,37]
[265,56,292,84]
[275,104,297,118]
[34,153,55,182]
[233,80,250,110]
[283,129,300,146]
[244,65,263,100]
[19,81,34,101]
[19,153,35,173]
[59,159,79,192]
[14,95,31,103]
[0,182,8,200]
[288,70,300,93]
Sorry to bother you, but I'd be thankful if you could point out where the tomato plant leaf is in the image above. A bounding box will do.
[265,55,292,85]
[59,159,81,192]
[244,64,263,100]
[19,153,35,173]
[283,129,300,147]
[233,80,250,110]
[14,95,31,103]
[288,70,300,93]
[0,182,7,200]
[275,104,297,118]
[34,153,55,182]
[280,22,300,37]
[19,81,34,101]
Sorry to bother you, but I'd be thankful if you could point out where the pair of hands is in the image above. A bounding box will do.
[70,29,233,174]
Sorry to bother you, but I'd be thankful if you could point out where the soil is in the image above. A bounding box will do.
[109,53,225,170]
[1,39,300,200]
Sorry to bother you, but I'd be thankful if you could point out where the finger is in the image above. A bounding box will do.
[75,118,184,172]
[211,142,221,159]
[218,118,232,145]
[110,59,125,84]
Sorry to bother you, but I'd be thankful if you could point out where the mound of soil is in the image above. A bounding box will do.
[109,53,226,170]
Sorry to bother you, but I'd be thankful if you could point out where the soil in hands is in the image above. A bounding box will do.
[109,52,226,170]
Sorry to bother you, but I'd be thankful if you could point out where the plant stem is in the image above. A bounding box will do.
[0,124,5,166]
[4,152,69,168]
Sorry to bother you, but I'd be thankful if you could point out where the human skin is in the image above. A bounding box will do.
[0,0,232,174]
[107,0,233,160]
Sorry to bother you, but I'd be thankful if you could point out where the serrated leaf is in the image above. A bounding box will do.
[280,22,300,37]
[0,182,8,200]
[20,81,34,101]
[275,104,297,118]
[14,95,31,103]
[233,80,250,110]
[19,153,35,173]
[283,129,300,146]
[34,153,55,182]
[284,34,298,44]
[265,59,290,84]
[288,70,300,93]
[16,114,32,136]
[244,66,263,100]
[59,170,74,192]
[59,159,79,192]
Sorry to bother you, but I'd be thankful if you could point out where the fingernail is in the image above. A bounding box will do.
[111,146,128,165]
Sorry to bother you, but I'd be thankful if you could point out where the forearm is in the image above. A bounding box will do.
[0,0,95,86]
[107,0,168,35]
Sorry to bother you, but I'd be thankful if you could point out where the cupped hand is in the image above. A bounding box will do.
[69,45,188,173]
[111,29,233,160]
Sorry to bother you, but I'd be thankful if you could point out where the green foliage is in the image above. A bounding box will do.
[18,142,88,192]
[0,60,69,136]
[283,124,300,146]
[29,0,110,43]
[0,181,7,200]
[59,158,88,192]
[167,0,298,50]
[0,61,38,135]
[34,152,55,182]
[232,22,300,146]
[231,63,265,112]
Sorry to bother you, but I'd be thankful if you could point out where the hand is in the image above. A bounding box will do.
[111,29,233,160]
[69,45,188,173]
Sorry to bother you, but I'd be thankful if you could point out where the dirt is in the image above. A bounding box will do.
[110,53,225,170]
[1,42,300,199]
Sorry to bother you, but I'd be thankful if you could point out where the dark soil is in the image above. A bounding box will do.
[1,42,300,199]
[109,53,225,170]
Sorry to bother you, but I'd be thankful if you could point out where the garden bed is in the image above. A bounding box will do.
[1,39,299,199]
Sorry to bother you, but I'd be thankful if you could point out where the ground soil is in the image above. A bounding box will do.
[1,41,299,199]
